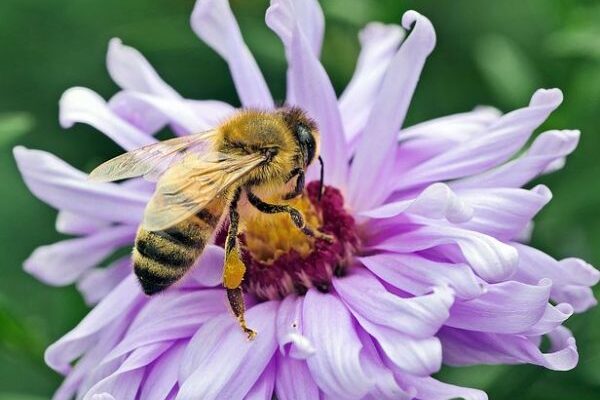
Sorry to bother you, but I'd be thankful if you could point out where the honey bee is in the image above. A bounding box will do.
[90,107,331,339]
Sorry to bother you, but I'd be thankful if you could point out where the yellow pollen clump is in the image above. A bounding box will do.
[241,194,322,264]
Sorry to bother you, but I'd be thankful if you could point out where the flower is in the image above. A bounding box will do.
[14,0,599,399]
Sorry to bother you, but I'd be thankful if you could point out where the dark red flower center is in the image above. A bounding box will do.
[240,182,359,301]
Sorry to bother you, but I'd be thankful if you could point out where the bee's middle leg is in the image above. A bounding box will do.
[246,188,334,243]
[223,187,256,340]
[282,169,305,200]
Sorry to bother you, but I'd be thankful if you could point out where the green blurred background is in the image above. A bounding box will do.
[0,0,599,398]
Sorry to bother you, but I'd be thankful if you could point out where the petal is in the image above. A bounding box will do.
[191,0,273,108]
[56,210,109,235]
[396,89,564,191]
[339,23,404,149]
[245,359,276,400]
[187,245,226,288]
[59,87,156,150]
[303,290,372,398]
[76,258,132,305]
[102,289,226,365]
[139,342,186,400]
[451,129,580,189]
[456,185,552,241]
[267,1,348,187]
[82,342,171,400]
[373,225,519,283]
[275,354,320,400]
[177,301,278,400]
[439,326,579,371]
[24,226,135,286]
[14,146,148,224]
[512,243,599,312]
[45,275,143,374]
[397,375,488,400]
[359,253,483,300]
[276,295,315,358]
[522,303,573,336]
[107,38,180,98]
[349,11,436,211]
[334,269,453,339]
[361,183,473,223]
[265,0,324,56]
[446,280,552,334]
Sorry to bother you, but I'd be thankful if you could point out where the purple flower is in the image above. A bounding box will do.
[14,0,598,399]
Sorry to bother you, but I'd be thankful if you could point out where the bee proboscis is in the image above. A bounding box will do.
[90,107,331,339]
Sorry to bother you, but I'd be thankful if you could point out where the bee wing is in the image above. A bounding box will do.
[142,151,265,231]
[89,130,217,182]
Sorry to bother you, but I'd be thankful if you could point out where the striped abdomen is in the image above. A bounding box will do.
[133,201,224,295]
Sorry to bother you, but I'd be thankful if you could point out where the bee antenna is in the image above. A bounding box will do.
[318,155,325,202]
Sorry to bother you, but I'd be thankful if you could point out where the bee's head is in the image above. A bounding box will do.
[279,106,319,167]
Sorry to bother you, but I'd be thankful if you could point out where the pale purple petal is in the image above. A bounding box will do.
[349,11,436,211]
[439,326,579,371]
[24,226,134,286]
[191,0,273,108]
[56,211,109,235]
[338,23,404,149]
[177,301,278,400]
[245,360,276,400]
[552,285,597,314]
[451,129,580,189]
[398,375,488,400]
[14,147,148,224]
[446,280,552,334]
[302,289,372,398]
[267,1,348,187]
[275,354,320,400]
[361,183,473,223]
[334,269,453,338]
[373,225,519,283]
[265,0,324,56]
[276,295,315,358]
[396,89,564,191]
[186,245,226,288]
[45,275,143,374]
[455,185,552,241]
[107,38,180,98]
[77,258,132,305]
[522,303,573,336]
[139,342,186,400]
[360,253,484,300]
[59,87,156,150]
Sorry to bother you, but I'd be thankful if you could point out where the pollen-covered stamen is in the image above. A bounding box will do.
[240,182,359,301]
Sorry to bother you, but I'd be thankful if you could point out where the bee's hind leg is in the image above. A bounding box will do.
[246,188,334,243]
[223,187,256,340]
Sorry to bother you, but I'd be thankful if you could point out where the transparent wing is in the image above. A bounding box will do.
[142,151,265,231]
[89,130,217,182]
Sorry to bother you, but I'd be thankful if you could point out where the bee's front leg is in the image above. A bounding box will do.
[282,168,304,200]
[223,187,256,340]
[247,188,334,243]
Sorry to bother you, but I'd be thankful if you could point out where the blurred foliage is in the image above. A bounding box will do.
[0,0,599,397]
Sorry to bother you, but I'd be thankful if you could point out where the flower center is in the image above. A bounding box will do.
[240,182,359,301]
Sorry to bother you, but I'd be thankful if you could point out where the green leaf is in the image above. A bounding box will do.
[0,113,34,147]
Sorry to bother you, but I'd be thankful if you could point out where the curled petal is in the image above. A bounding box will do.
[397,88,564,191]
[265,0,324,56]
[302,290,372,398]
[178,302,278,400]
[374,225,518,283]
[14,147,148,224]
[276,295,315,358]
[360,253,483,300]
[191,0,273,108]
[334,269,453,338]
[446,280,552,334]
[456,185,552,241]
[451,129,580,189]
[268,1,348,187]
[397,375,488,400]
[339,22,404,148]
[361,183,473,223]
[24,226,135,286]
[439,326,579,371]
[349,10,436,211]
[59,87,156,150]
[522,303,573,336]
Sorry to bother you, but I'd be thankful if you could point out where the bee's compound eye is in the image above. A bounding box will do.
[296,123,315,165]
